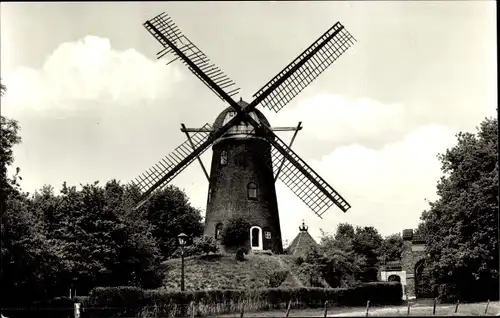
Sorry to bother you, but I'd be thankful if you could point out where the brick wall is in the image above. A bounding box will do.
[204,138,283,254]
[401,229,426,298]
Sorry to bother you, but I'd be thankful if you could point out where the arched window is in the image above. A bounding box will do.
[207,187,212,203]
[221,151,228,166]
[247,182,258,200]
[215,223,223,240]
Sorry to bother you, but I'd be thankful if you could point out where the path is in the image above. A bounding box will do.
[275,255,304,288]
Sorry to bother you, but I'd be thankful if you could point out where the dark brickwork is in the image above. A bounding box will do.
[203,104,283,254]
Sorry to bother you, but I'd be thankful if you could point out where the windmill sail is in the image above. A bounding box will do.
[132,123,213,207]
[143,13,240,102]
[252,22,356,113]
[260,132,350,217]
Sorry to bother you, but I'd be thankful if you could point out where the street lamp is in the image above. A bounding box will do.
[177,233,188,292]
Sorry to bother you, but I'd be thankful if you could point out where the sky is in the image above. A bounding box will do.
[0,1,497,245]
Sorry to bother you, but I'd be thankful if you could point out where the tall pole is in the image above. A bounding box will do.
[181,247,185,292]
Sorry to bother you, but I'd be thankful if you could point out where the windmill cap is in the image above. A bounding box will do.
[212,99,271,131]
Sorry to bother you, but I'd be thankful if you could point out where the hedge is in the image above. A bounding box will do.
[83,282,402,317]
[1,296,88,318]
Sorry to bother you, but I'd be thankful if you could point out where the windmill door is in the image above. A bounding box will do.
[250,226,262,250]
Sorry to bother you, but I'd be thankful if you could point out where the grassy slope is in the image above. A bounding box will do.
[279,254,330,288]
[161,254,301,290]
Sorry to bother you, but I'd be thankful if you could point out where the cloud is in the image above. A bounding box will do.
[265,93,452,160]
[3,35,184,115]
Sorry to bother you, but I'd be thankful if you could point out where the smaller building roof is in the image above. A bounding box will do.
[287,220,319,257]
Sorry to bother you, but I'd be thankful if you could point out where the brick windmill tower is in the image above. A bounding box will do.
[203,101,293,253]
[132,12,356,254]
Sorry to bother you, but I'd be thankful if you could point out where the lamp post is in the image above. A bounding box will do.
[177,233,188,292]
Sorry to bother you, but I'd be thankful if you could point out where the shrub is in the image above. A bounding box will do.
[235,247,246,261]
[172,235,219,258]
[267,270,289,288]
[221,216,250,249]
[296,263,324,288]
[295,256,304,266]
[86,286,147,317]
[85,282,402,317]
[193,235,219,254]
[1,296,85,318]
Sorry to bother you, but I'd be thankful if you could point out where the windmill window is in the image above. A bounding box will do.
[221,151,228,165]
[247,182,258,200]
[265,231,271,239]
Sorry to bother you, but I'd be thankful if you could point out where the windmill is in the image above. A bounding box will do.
[133,12,356,253]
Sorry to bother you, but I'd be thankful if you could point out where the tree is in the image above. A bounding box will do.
[220,216,250,250]
[0,78,6,96]
[42,180,163,293]
[172,235,219,258]
[351,226,383,282]
[1,116,22,200]
[318,228,362,287]
[141,185,204,259]
[0,191,65,304]
[421,117,499,302]
[379,233,404,262]
[333,223,356,251]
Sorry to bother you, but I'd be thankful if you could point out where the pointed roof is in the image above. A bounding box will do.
[287,220,319,257]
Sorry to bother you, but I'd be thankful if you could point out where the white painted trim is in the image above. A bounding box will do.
[250,226,263,250]
[380,270,406,299]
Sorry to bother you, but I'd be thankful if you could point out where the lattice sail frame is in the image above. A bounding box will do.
[253,22,356,113]
[131,123,213,193]
[144,13,240,100]
[254,132,350,218]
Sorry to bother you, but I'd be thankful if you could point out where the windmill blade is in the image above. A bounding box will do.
[259,129,350,217]
[132,111,245,209]
[143,12,241,104]
[131,123,213,207]
[252,22,356,113]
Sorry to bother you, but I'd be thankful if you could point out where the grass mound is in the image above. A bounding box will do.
[161,254,287,290]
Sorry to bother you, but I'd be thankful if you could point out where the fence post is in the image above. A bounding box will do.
[406,294,410,316]
[285,300,291,317]
[432,297,437,315]
[190,301,195,318]
[454,300,459,313]
[323,301,328,317]
[365,300,370,317]
[74,303,81,318]
[240,301,245,318]
[485,299,490,314]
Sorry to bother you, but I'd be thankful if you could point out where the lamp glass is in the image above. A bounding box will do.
[178,233,187,246]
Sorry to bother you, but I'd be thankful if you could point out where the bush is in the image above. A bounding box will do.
[85,282,402,317]
[235,247,246,261]
[85,286,147,317]
[1,296,83,318]
[172,236,219,258]
[221,216,250,249]
[267,270,289,288]
[295,256,304,266]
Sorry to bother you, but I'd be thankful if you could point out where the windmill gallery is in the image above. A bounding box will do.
[132,12,356,254]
